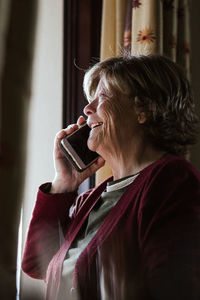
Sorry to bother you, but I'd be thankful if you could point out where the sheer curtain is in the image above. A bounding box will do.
[97,0,191,184]
[0,0,38,298]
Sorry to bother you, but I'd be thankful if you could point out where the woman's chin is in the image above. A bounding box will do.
[87,139,98,153]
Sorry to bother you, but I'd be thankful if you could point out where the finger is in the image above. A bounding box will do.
[65,124,79,135]
[96,157,106,168]
[55,124,79,143]
[77,116,86,127]
[88,157,105,174]
[62,124,79,136]
[55,129,68,141]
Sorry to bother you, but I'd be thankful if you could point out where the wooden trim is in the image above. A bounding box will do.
[63,0,102,125]
[63,0,102,188]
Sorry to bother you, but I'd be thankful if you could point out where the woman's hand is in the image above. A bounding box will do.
[50,116,105,193]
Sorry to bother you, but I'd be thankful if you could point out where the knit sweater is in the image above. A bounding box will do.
[22,154,200,300]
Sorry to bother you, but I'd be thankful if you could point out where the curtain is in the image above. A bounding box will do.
[97,0,190,184]
[0,0,38,298]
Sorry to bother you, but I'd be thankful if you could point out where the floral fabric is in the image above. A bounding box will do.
[98,0,191,184]
[124,0,190,77]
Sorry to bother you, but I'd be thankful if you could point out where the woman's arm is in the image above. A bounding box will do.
[22,117,104,280]
[21,184,78,280]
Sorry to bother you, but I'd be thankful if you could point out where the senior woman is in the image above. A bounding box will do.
[22,55,200,300]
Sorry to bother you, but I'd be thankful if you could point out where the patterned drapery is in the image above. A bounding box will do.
[97,0,190,184]
[0,1,38,298]
[124,0,190,77]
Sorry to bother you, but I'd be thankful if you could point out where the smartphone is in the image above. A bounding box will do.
[59,123,99,172]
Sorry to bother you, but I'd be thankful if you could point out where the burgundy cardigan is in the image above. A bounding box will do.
[22,154,200,300]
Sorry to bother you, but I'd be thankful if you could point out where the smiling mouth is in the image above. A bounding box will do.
[91,122,103,129]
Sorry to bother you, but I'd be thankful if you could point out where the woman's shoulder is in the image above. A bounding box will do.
[146,153,200,180]
[137,153,200,214]
[137,153,200,199]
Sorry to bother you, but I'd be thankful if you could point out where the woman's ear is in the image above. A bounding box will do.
[137,112,147,124]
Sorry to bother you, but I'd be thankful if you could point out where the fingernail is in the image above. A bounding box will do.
[78,116,86,123]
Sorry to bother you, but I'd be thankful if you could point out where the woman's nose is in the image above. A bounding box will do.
[84,100,97,116]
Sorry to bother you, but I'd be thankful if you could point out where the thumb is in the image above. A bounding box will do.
[89,157,105,174]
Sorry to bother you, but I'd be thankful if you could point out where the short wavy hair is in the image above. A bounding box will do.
[83,55,198,155]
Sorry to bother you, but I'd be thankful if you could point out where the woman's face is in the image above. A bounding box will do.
[84,78,139,157]
[84,79,111,154]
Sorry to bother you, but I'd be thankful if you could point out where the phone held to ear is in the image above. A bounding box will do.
[59,123,99,172]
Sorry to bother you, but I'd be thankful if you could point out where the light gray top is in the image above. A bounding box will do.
[57,173,139,300]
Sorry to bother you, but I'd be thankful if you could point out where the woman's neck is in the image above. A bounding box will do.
[102,143,165,180]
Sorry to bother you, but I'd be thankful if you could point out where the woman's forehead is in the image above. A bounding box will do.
[93,78,107,95]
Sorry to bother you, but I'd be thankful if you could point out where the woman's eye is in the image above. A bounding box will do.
[100,93,108,98]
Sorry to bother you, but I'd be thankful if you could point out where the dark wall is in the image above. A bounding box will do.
[190,1,200,169]
[63,0,102,125]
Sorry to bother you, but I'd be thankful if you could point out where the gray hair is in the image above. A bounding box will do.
[83,54,198,155]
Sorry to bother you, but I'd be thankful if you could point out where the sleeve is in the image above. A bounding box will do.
[21,183,78,280]
[138,161,200,300]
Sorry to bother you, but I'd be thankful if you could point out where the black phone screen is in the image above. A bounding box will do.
[66,124,99,165]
